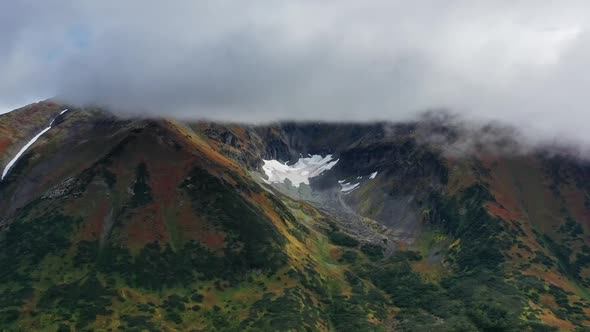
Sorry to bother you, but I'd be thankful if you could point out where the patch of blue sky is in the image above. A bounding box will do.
[44,24,92,62]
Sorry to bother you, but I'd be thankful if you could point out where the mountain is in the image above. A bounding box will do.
[1,101,590,331]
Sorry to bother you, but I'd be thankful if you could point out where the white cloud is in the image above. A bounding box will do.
[0,101,25,115]
[1,1,590,145]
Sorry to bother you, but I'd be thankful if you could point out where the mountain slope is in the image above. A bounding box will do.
[0,104,393,331]
[0,102,590,331]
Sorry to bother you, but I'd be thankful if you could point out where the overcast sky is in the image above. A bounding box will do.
[1,1,590,144]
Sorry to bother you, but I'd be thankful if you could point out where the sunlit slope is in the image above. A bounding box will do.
[479,155,590,328]
[0,101,66,174]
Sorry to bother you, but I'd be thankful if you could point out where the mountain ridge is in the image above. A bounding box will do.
[1,101,590,331]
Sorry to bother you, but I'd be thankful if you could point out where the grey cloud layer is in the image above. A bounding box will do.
[1,1,590,144]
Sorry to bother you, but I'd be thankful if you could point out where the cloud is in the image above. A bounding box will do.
[1,1,590,144]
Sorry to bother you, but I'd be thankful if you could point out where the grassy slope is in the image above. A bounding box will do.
[172,121,590,330]
[0,101,63,167]
[480,156,590,329]
[183,121,590,330]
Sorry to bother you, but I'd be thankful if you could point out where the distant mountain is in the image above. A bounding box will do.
[1,101,589,331]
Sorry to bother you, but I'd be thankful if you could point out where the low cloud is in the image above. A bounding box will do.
[1,1,590,145]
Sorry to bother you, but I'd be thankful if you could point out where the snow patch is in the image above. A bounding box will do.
[262,154,338,188]
[1,109,69,180]
[340,181,360,193]
[369,171,378,179]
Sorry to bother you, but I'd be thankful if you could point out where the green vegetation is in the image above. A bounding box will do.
[181,166,287,275]
[329,231,360,247]
[131,161,153,207]
[360,243,384,261]
[430,184,507,271]
[37,274,114,329]
[331,271,388,332]
[0,178,580,331]
[0,208,82,329]
[339,250,358,264]
[559,217,584,238]
[243,288,326,331]
[374,184,560,331]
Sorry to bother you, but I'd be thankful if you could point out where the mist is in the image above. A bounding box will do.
[2,1,590,145]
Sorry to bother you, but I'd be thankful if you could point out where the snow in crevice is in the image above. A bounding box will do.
[1,109,68,181]
[262,154,338,188]
[337,171,378,194]
[340,181,360,193]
